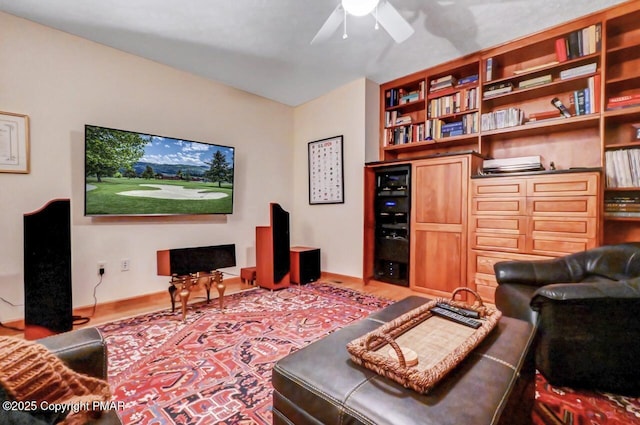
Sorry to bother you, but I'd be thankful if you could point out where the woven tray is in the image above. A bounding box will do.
[346,287,502,394]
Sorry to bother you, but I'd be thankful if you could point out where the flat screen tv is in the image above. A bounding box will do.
[84,125,235,216]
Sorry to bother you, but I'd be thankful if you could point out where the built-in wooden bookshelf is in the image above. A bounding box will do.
[367,1,640,298]
[377,0,640,245]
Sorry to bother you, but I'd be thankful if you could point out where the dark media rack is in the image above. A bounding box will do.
[373,165,411,286]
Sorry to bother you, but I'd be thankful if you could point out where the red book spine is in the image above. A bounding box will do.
[555,38,568,62]
[593,74,601,113]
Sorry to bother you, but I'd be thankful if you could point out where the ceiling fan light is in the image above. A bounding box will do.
[342,0,379,17]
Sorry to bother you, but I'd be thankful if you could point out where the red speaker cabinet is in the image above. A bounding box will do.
[290,246,321,285]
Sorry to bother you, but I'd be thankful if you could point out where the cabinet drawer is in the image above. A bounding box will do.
[471,216,527,234]
[528,237,597,256]
[475,282,497,304]
[470,250,556,282]
[471,197,526,215]
[527,196,597,216]
[526,173,599,197]
[529,217,597,239]
[471,179,525,197]
[471,232,525,252]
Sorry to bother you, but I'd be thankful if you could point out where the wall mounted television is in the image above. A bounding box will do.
[84,125,235,216]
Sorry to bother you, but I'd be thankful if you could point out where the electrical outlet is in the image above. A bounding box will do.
[121,259,130,271]
[98,261,106,276]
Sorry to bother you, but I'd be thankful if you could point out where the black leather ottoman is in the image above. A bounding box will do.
[272,296,536,425]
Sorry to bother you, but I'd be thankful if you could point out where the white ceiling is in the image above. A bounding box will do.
[0,0,629,106]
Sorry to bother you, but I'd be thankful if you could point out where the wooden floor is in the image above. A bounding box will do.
[0,273,426,338]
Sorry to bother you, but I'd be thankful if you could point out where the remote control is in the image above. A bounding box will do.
[436,302,481,319]
[551,97,572,118]
[430,306,482,329]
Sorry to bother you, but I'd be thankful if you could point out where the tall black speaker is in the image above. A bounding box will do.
[23,199,73,339]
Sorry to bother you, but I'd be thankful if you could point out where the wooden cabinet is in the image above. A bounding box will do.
[468,171,600,302]
[409,154,482,298]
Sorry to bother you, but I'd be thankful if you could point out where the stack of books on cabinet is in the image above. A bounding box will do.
[605,149,640,188]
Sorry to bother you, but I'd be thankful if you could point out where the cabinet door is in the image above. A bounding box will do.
[412,230,463,296]
[411,156,469,296]
[413,158,465,225]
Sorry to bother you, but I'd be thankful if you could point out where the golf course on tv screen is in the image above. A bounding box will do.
[84,125,235,216]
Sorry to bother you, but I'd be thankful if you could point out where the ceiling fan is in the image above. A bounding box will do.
[311,0,415,44]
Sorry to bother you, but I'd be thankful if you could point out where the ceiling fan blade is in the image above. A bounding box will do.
[311,5,344,44]
[376,1,414,43]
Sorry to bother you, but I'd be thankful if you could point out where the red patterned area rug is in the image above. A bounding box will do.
[98,282,391,424]
[533,372,640,425]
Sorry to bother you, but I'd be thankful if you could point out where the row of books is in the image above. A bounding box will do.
[428,88,478,118]
[425,113,478,139]
[384,124,425,146]
[555,24,601,62]
[570,76,600,115]
[606,94,640,111]
[605,194,640,217]
[385,82,426,108]
[605,149,640,189]
[384,110,414,128]
[481,107,524,131]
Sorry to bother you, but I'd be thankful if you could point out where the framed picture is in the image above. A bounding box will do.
[0,111,30,173]
[633,123,640,140]
[308,135,344,205]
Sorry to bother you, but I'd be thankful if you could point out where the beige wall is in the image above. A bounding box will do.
[0,12,377,323]
[0,12,296,322]
[293,79,370,277]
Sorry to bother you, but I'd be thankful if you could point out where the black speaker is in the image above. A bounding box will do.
[291,247,320,284]
[23,199,73,339]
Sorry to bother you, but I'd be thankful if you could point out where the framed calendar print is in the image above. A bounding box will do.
[308,135,344,205]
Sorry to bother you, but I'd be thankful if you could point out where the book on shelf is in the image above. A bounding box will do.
[430,75,457,92]
[513,61,559,75]
[588,75,600,113]
[385,83,425,108]
[606,94,640,110]
[555,38,568,62]
[428,87,478,117]
[529,110,562,121]
[425,113,478,139]
[559,62,597,80]
[457,74,479,86]
[485,58,494,82]
[561,23,601,60]
[481,107,524,131]
[605,149,640,188]
[385,123,425,146]
[483,82,513,98]
[518,74,552,89]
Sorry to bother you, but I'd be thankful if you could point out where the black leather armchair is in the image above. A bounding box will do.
[493,242,640,396]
